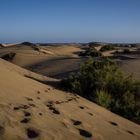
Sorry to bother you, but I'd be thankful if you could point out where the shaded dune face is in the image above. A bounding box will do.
[1,53,16,61]
[0,59,139,140]
[0,44,4,48]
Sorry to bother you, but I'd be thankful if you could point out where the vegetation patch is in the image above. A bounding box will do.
[100,45,115,52]
[61,58,140,124]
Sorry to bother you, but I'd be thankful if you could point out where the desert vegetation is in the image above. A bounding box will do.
[100,45,115,52]
[61,58,140,124]
[123,48,131,54]
[79,46,102,57]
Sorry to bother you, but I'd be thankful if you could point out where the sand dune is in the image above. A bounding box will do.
[0,44,85,79]
[119,58,140,80]
[0,58,140,140]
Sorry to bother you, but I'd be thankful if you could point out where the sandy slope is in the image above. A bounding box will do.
[119,58,140,80]
[0,58,140,140]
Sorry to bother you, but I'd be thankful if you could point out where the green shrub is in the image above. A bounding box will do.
[61,58,140,124]
[95,90,114,109]
[79,47,102,57]
[89,49,102,57]
[100,45,115,52]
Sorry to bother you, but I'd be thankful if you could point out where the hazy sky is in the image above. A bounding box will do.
[0,0,140,43]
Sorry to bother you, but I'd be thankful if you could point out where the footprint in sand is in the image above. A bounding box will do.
[46,101,60,115]
[47,101,54,105]
[37,97,40,100]
[20,118,30,124]
[13,104,30,110]
[48,106,60,114]
[13,107,20,110]
[55,101,62,104]
[88,112,93,116]
[78,129,92,138]
[24,111,31,117]
[72,120,82,126]
[48,88,51,91]
[67,98,73,102]
[0,126,5,135]
[52,109,60,114]
[26,128,39,139]
[39,113,43,116]
[25,97,33,101]
[21,105,30,109]
[79,106,85,109]
[28,103,36,107]
[109,121,118,126]
[44,90,48,93]
[127,130,135,135]
[61,122,68,128]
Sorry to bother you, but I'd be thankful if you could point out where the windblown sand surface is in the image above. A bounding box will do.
[118,59,140,80]
[115,48,140,80]
[99,46,140,80]
[0,58,140,140]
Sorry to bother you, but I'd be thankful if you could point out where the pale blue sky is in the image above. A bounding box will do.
[0,0,140,43]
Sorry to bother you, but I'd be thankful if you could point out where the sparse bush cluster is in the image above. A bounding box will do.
[79,47,102,57]
[100,45,115,52]
[61,58,140,124]
[88,48,102,57]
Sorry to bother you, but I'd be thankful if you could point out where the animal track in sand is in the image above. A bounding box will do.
[78,129,92,138]
[26,128,39,139]
[37,91,40,94]
[109,121,118,126]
